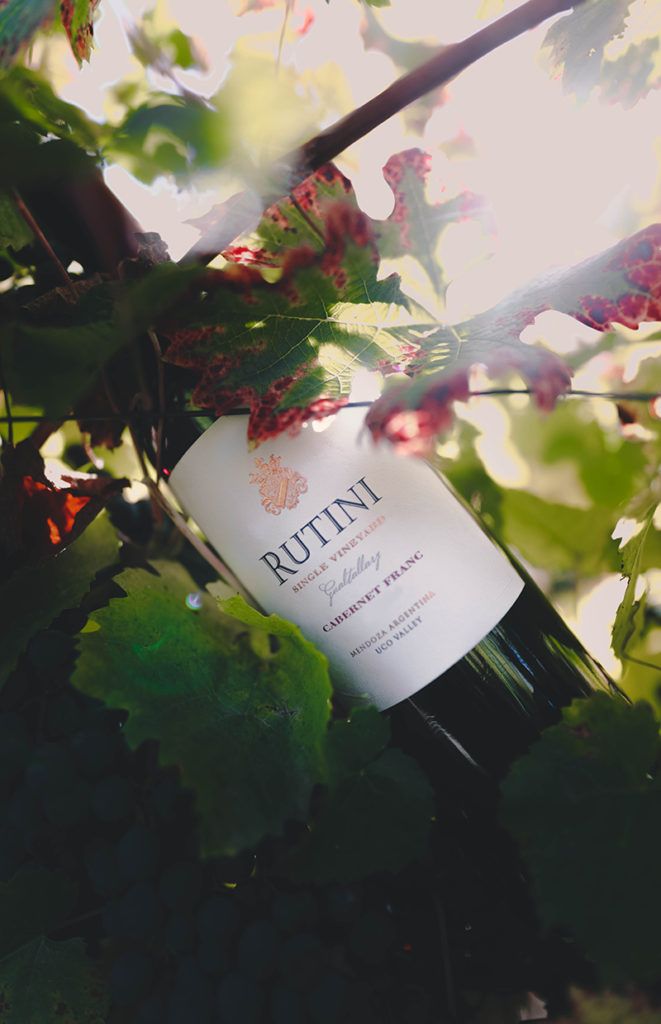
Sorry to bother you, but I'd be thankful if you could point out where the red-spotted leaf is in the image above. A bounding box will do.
[0,440,125,576]
[164,167,435,444]
[367,222,661,452]
[168,159,483,443]
[60,0,101,64]
[375,149,491,297]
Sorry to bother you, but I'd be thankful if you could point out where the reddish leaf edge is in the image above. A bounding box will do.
[366,222,661,454]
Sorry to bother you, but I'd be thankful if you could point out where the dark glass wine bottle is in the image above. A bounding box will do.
[141,365,617,791]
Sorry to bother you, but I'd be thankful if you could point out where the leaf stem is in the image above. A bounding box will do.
[147,328,166,483]
[182,0,583,263]
[11,188,76,296]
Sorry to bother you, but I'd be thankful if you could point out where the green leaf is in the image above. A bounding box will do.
[5,264,196,417]
[0,0,55,69]
[612,505,657,660]
[0,867,77,958]
[0,937,108,1024]
[508,400,648,512]
[499,489,619,575]
[501,694,661,985]
[0,189,32,251]
[559,989,661,1024]
[0,68,99,151]
[0,513,118,690]
[279,707,434,883]
[108,94,228,184]
[72,566,332,855]
[542,0,633,101]
[600,36,661,108]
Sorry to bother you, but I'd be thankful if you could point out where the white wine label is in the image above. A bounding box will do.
[169,408,524,710]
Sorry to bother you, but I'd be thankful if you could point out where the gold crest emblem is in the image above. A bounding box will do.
[249,455,308,515]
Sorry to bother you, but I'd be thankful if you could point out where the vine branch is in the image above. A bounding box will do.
[181,0,583,264]
[11,188,75,295]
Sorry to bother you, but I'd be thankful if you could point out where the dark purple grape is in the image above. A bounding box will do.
[45,693,83,738]
[110,951,155,1006]
[117,824,159,882]
[84,839,125,898]
[26,744,76,796]
[217,972,264,1024]
[165,912,196,955]
[42,778,91,826]
[237,919,278,980]
[134,990,167,1024]
[272,890,318,933]
[115,881,161,937]
[196,894,240,944]
[348,911,396,965]
[270,984,308,1024]
[71,729,122,777]
[92,775,134,822]
[279,933,326,990]
[323,884,363,926]
[159,861,204,912]
[307,970,350,1024]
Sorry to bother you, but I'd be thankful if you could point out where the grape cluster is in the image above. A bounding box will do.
[0,628,446,1023]
[2,621,575,1022]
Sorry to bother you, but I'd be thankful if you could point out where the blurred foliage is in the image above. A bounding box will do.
[543,0,661,105]
[501,694,661,986]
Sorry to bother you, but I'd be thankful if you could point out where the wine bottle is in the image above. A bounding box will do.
[145,387,616,784]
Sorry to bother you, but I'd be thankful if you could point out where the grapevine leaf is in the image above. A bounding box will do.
[500,694,661,986]
[600,37,661,108]
[0,937,108,1024]
[108,94,229,184]
[0,68,100,152]
[542,0,633,101]
[0,189,32,251]
[278,707,434,884]
[0,513,118,688]
[558,989,661,1024]
[60,0,101,64]
[361,7,442,131]
[367,223,661,451]
[499,490,620,575]
[612,505,656,660]
[375,149,490,297]
[507,400,648,513]
[129,9,206,73]
[165,167,423,443]
[4,262,195,417]
[72,566,332,855]
[0,867,77,958]
[0,0,55,69]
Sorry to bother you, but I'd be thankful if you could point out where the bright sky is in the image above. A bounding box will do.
[50,0,661,317]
